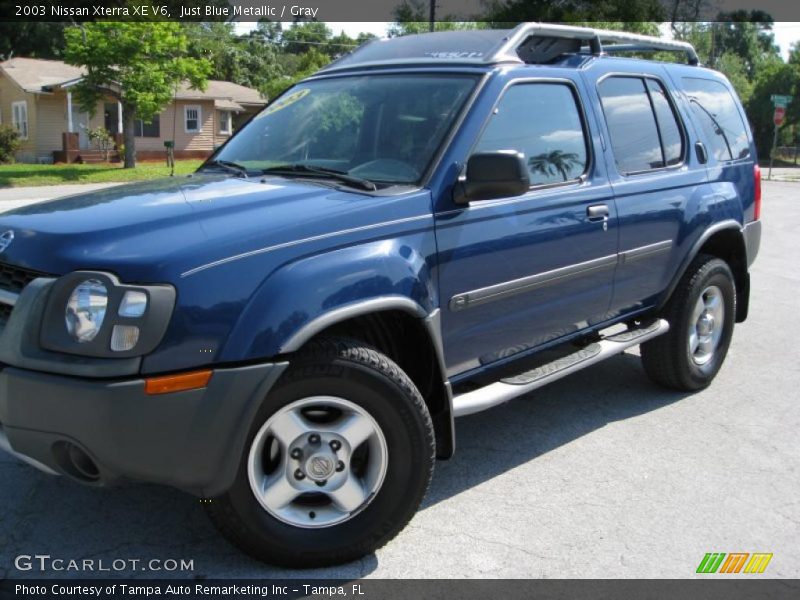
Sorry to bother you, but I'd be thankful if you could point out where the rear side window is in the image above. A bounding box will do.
[598,76,685,174]
[682,77,750,161]
[475,83,588,186]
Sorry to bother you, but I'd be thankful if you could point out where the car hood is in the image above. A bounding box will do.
[0,174,382,282]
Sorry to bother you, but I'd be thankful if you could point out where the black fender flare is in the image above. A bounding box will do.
[278,297,455,459]
[657,219,746,313]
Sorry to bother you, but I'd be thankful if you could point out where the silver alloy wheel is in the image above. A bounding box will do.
[688,285,725,366]
[247,396,388,529]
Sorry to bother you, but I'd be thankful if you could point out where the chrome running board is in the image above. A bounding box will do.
[452,319,669,417]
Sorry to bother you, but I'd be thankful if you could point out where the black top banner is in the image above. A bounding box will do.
[1,0,800,22]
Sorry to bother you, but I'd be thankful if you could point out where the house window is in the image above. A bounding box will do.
[218,110,232,134]
[135,114,161,138]
[185,105,201,133]
[12,101,28,139]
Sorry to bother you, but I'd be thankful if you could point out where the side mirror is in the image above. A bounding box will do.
[454,151,530,204]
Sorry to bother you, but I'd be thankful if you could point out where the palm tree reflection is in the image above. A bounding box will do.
[529,150,582,182]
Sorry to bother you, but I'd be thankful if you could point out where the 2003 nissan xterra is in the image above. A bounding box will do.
[0,24,761,567]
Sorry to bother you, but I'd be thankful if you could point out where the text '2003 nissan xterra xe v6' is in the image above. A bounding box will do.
[0,25,761,567]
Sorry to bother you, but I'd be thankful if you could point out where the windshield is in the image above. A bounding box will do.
[211,74,478,186]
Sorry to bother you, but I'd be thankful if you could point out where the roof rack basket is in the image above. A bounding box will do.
[492,23,700,66]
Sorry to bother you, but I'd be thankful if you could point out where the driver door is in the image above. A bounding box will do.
[434,78,618,377]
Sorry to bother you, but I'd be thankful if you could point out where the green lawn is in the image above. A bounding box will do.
[0,160,203,187]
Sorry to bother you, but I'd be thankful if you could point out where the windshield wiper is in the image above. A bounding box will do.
[200,159,250,178]
[261,164,377,191]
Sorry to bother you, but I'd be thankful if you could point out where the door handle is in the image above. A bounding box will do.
[587,204,609,221]
[695,141,708,164]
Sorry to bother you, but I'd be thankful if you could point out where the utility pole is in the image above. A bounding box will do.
[429,0,436,33]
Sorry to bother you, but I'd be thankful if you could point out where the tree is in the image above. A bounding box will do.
[747,55,799,155]
[64,19,211,168]
[281,22,333,54]
[262,47,332,100]
[715,53,753,104]
[479,0,666,24]
[0,22,67,60]
[185,22,243,82]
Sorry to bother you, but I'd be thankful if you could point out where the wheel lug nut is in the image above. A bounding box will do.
[294,469,305,480]
[290,448,302,459]
[315,480,327,487]
[329,440,341,451]
[309,434,320,445]
[336,461,345,472]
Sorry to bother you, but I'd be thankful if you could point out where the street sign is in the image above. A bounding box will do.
[774,106,786,126]
[771,94,792,107]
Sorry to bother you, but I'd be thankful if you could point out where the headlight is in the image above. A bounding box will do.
[65,279,108,342]
[41,271,176,358]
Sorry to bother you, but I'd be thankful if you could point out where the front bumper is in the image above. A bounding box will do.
[0,361,287,496]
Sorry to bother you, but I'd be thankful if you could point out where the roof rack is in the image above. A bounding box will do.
[317,23,699,75]
[492,23,700,66]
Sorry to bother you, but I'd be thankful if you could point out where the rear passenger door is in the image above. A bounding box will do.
[587,67,708,319]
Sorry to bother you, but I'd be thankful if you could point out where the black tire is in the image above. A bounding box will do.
[641,254,736,391]
[205,337,435,568]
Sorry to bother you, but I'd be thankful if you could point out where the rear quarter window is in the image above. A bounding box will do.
[682,77,750,161]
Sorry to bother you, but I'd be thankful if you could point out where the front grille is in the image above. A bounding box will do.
[0,262,51,328]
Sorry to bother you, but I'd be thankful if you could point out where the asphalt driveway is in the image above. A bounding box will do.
[0,181,798,579]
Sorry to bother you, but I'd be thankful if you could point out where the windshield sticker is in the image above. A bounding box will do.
[260,88,311,118]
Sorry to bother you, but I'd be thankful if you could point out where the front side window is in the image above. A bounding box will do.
[475,83,588,185]
[682,77,750,161]
[185,105,201,133]
[213,74,478,185]
[12,101,28,139]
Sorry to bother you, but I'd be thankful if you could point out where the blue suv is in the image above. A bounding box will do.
[0,24,761,567]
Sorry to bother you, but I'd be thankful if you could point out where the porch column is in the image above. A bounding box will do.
[117,101,123,133]
[67,91,73,132]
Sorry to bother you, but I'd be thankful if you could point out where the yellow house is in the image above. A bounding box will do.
[0,57,267,163]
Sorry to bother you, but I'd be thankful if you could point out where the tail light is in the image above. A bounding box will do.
[753,164,762,220]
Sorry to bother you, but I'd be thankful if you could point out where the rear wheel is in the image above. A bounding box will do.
[206,337,435,567]
[641,255,736,391]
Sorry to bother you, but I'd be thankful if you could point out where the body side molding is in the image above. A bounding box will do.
[448,237,676,313]
[619,239,673,264]
[449,253,618,312]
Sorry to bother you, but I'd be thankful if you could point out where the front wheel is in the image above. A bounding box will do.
[641,254,736,391]
[206,337,435,568]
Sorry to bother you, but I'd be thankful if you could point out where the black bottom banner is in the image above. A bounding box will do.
[1,579,799,600]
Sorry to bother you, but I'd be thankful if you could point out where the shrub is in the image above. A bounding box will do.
[0,125,21,163]
[87,126,115,161]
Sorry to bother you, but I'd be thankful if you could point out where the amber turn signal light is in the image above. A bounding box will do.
[145,370,213,395]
